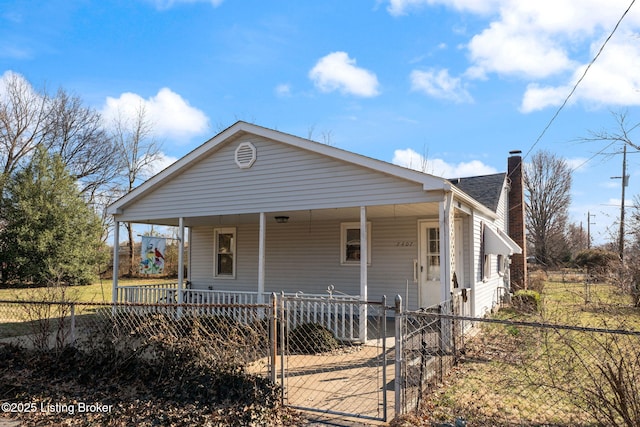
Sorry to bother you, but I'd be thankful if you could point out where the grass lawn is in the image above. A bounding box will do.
[0,277,178,339]
[406,279,640,427]
[0,277,177,303]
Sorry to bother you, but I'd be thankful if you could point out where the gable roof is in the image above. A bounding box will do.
[449,173,507,212]
[107,121,500,220]
[108,121,452,215]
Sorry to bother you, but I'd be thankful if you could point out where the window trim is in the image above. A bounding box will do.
[214,227,236,279]
[340,222,372,266]
[481,222,491,281]
[483,253,491,281]
[497,254,505,276]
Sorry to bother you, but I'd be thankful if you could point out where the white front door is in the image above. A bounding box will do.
[419,222,441,308]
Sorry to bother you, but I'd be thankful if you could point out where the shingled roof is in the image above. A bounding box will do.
[449,173,507,212]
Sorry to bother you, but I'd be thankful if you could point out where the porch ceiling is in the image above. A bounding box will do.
[133,202,442,227]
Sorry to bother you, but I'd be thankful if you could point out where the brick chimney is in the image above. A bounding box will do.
[508,150,527,291]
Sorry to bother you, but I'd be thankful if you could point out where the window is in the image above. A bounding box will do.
[481,222,491,281]
[497,254,505,276]
[340,222,371,265]
[214,227,236,278]
[483,254,491,280]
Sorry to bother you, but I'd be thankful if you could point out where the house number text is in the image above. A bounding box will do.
[395,241,415,247]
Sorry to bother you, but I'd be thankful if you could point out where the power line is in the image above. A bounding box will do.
[522,0,637,162]
[570,140,618,172]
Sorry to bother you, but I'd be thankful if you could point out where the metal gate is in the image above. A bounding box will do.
[278,295,392,422]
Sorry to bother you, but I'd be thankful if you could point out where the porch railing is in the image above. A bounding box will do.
[281,292,362,342]
[116,283,179,304]
[116,284,363,341]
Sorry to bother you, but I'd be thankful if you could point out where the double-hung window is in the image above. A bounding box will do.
[340,222,371,265]
[214,227,236,278]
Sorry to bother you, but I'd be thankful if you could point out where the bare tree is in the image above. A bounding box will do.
[581,110,640,151]
[0,73,122,244]
[524,150,572,267]
[0,72,50,194]
[580,110,640,256]
[44,88,119,203]
[566,222,589,258]
[111,104,161,277]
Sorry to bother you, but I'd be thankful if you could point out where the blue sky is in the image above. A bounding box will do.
[2,0,640,245]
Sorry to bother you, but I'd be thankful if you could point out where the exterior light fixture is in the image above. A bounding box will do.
[274,216,289,224]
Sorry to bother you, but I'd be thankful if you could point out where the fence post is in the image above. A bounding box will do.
[394,295,403,417]
[382,295,388,422]
[438,303,444,381]
[279,291,286,406]
[270,293,277,384]
[70,303,76,346]
[451,294,457,364]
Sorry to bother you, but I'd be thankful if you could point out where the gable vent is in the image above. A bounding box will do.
[235,142,257,169]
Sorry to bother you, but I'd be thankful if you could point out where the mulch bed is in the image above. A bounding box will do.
[0,343,301,426]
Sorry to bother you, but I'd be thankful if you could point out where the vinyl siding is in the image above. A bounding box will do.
[189,216,426,308]
[119,135,434,222]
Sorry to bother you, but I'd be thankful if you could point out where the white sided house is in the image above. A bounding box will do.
[108,122,525,337]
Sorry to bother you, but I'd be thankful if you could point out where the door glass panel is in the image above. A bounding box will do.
[426,227,440,281]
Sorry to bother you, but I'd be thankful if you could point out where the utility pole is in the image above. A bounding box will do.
[611,144,628,262]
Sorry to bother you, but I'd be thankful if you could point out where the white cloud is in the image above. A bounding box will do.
[392,148,497,177]
[102,88,209,140]
[410,68,473,103]
[466,25,575,79]
[565,157,589,172]
[0,70,36,99]
[309,52,380,97]
[388,0,640,111]
[387,0,499,16]
[520,83,570,113]
[148,152,179,176]
[147,0,223,10]
[521,35,640,112]
[275,83,292,97]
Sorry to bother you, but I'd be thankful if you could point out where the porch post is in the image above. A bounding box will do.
[439,193,454,304]
[360,206,368,342]
[112,221,120,304]
[177,217,185,305]
[258,212,266,304]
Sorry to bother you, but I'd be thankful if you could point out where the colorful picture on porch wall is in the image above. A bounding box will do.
[140,236,166,275]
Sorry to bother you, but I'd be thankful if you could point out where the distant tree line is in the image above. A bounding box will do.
[0,72,160,286]
[524,113,640,305]
[524,112,640,272]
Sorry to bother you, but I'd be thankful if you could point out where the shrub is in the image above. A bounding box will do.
[512,290,541,313]
[528,270,547,293]
[574,249,618,281]
[288,322,339,354]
